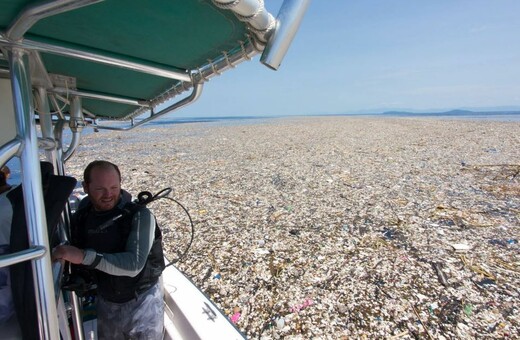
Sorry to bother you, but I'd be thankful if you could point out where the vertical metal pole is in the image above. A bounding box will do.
[54,118,67,176]
[9,47,60,340]
[37,87,75,340]
[260,0,311,70]
[70,291,86,340]
[36,86,58,167]
[63,96,84,162]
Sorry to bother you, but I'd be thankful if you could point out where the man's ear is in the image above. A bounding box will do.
[82,181,88,194]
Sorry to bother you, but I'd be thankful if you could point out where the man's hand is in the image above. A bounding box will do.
[52,245,85,264]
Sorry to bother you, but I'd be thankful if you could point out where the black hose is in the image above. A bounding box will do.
[161,196,194,266]
[139,188,194,266]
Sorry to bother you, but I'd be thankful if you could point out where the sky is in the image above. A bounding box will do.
[173,0,520,118]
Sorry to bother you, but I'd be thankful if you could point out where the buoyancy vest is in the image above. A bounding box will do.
[71,201,165,303]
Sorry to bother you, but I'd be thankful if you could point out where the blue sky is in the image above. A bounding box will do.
[174,0,520,117]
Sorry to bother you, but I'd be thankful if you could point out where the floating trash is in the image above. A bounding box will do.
[489,239,509,247]
[484,148,499,153]
[381,227,396,240]
[451,243,471,252]
[290,298,314,314]
[230,312,241,324]
[289,229,300,236]
[275,317,285,330]
[476,278,496,287]
[464,304,473,317]
[66,117,520,338]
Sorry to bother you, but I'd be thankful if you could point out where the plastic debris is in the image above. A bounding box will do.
[464,304,473,317]
[66,117,520,338]
[275,317,285,330]
[289,229,300,236]
[488,238,518,247]
[451,243,471,252]
[432,262,449,287]
[289,298,314,314]
[230,312,241,324]
[476,278,496,287]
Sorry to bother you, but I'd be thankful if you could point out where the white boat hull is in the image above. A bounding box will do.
[162,263,245,340]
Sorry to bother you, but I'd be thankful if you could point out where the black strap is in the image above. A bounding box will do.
[87,253,103,268]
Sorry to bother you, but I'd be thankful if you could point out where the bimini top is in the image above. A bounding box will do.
[0,0,309,124]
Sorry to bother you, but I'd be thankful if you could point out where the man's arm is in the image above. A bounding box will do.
[53,208,156,277]
[85,208,155,277]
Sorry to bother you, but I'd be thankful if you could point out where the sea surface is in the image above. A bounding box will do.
[5,111,520,184]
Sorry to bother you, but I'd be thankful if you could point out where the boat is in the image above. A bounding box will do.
[0,1,310,339]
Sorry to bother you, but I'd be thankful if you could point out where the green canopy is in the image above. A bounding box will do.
[0,0,276,120]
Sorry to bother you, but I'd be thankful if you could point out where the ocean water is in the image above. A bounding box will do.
[380,112,520,122]
[145,115,280,127]
[5,112,520,184]
[441,114,520,122]
[3,157,21,186]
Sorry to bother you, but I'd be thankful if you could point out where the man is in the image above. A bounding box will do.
[53,160,165,339]
[0,166,12,194]
[0,166,13,243]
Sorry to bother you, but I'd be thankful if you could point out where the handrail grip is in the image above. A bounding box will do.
[0,246,46,268]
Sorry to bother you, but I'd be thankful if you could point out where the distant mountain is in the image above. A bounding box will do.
[381,110,411,115]
[341,106,520,115]
[442,109,474,115]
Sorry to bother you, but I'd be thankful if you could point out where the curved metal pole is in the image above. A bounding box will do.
[132,40,257,119]
[6,0,104,41]
[94,82,204,131]
[0,139,23,166]
[53,118,66,172]
[36,86,58,166]
[0,36,191,82]
[63,96,84,161]
[0,246,46,268]
[9,47,60,340]
[63,132,81,162]
[50,87,150,107]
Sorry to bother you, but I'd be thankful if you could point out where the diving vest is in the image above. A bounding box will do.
[71,201,165,303]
